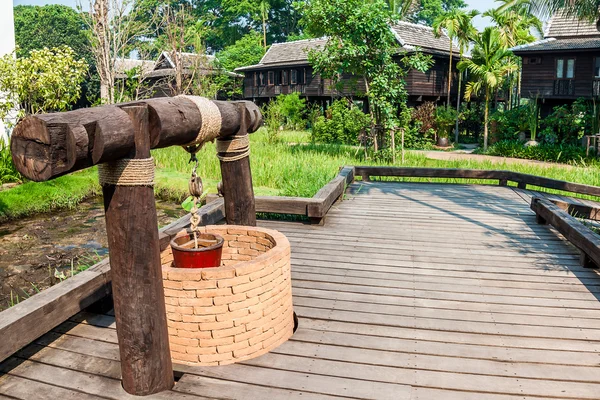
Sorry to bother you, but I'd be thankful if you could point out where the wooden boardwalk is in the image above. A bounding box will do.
[2,181,600,399]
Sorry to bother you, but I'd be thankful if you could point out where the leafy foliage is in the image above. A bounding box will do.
[302,0,432,148]
[411,102,437,134]
[412,0,468,25]
[435,105,458,139]
[0,142,22,185]
[483,140,591,165]
[216,31,265,72]
[311,100,370,145]
[0,46,88,121]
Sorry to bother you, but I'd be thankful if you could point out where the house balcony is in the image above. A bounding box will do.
[553,79,575,96]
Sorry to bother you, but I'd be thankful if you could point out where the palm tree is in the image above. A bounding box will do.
[259,0,270,49]
[452,10,479,143]
[499,0,600,20]
[458,27,518,151]
[384,0,419,18]
[433,10,460,107]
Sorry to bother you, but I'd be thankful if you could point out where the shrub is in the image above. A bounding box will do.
[435,105,458,139]
[311,99,370,145]
[489,105,529,141]
[262,101,284,144]
[0,140,22,185]
[411,102,436,134]
[278,93,307,130]
[482,140,590,165]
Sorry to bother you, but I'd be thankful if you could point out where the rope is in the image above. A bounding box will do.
[177,95,222,146]
[98,158,155,186]
[216,135,250,162]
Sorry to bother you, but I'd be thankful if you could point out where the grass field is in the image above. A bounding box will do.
[1,128,600,221]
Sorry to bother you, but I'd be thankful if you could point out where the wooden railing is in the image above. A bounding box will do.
[594,79,600,97]
[554,79,575,96]
[354,166,600,199]
[531,197,600,268]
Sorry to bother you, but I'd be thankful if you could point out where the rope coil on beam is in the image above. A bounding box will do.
[216,135,250,162]
[98,158,155,186]
[176,95,222,146]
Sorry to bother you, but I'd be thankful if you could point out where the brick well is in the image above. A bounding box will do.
[160,225,293,366]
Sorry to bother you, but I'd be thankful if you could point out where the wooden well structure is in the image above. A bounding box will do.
[9,97,265,395]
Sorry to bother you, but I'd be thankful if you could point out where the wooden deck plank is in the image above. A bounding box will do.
[3,181,600,399]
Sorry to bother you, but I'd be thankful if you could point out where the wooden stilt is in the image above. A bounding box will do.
[218,104,256,226]
[102,105,174,395]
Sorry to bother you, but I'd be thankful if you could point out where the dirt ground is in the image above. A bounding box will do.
[0,198,186,311]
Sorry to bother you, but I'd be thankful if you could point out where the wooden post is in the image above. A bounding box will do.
[102,105,174,395]
[218,103,256,226]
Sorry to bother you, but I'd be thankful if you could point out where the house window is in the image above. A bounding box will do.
[594,58,600,78]
[298,68,306,85]
[282,70,288,85]
[268,71,275,86]
[253,72,257,86]
[556,58,575,79]
[291,70,298,85]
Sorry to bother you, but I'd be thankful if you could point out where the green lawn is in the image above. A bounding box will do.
[1,128,600,222]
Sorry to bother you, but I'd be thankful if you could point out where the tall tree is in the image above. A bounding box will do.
[84,0,155,104]
[432,9,460,107]
[499,0,600,21]
[302,0,432,151]
[216,31,265,72]
[13,5,92,63]
[433,9,478,142]
[413,0,468,26]
[458,27,518,151]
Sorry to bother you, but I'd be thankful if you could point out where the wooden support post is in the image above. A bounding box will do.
[580,251,598,269]
[517,181,527,189]
[102,105,174,395]
[499,179,508,187]
[218,103,256,226]
[535,214,547,225]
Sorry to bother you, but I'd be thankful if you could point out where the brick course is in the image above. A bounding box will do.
[162,225,293,366]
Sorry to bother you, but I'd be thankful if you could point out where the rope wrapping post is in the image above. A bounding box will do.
[98,157,155,187]
[216,135,251,162]
[176,95,223,147]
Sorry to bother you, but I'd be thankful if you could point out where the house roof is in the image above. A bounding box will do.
[235,22,457,72]
[115,52,242,79]
[114,58,155,78]
[235,38,327,72]
[390,21,456,54]
[545,11,600,39]
[512,11,600,54]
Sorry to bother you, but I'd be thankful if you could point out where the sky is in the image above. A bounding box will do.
[13,0,500,30]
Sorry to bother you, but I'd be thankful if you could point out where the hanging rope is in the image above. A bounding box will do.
[216,135,250,162]
[176,95,222,146]
[98,158,155,186]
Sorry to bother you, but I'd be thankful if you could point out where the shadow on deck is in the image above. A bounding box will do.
[2,181,600,399]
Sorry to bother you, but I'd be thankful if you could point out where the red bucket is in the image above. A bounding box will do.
[170,232,224,268]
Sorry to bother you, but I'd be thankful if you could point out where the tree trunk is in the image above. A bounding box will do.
[484,87,490,152]
[455,69,462,145]
[262,16,267,50]
[447,44,453,108]
[94,0,112,104]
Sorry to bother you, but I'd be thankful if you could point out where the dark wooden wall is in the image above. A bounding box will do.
[520,51,600,99]
[405,55,459,97]
[242,55,459,101]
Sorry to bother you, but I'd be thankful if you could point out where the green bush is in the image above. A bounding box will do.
[311,100,370,145]
[435,105,458,139]
[0,140,21,185]
[262,101,284,144]
[482,140,593,165]
[490,105,530,141]
[278,93,307,130]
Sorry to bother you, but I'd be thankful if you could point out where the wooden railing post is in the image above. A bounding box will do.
[102,105,174,395]
[218,103,257,226]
